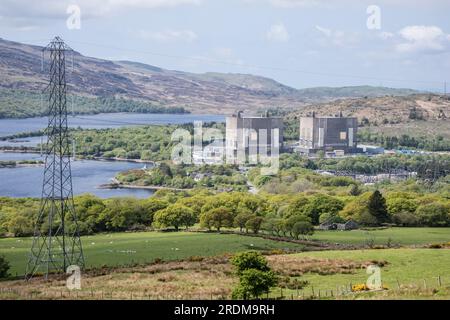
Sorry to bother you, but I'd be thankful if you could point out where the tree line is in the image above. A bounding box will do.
[1,186,448,239]
[0,88,188,119]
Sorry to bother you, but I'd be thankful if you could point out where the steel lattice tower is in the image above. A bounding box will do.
[26,37,84,280]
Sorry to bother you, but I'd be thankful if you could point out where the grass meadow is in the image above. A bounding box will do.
[1,228,450,300]
[0,231,305,276]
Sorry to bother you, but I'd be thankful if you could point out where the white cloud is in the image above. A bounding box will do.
[396,25,449,53]
[0,0,202,19]
[138,29,198,42]
[266,23,290,42]
[315,25,358,48]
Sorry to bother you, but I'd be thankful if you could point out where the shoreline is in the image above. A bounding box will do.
[99,178,191,192]
[0,150,157,165]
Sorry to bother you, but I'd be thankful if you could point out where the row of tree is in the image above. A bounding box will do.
[0,88,188,119]
[1,186,448,238]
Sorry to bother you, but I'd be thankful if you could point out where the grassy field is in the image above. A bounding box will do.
[1,227,450,276]
[309,228,450,246]
[286,249,450,297]
[0,231,305,276]
[1,248,449,300]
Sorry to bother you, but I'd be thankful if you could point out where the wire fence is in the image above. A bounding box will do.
[0,275,448,300]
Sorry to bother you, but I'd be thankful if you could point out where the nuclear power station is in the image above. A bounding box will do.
[298,113,358,155]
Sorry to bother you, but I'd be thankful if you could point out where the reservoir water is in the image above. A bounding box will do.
[0,112,225,137]
[0,113,225,198]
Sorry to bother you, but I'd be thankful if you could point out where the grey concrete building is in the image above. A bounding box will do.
[226,111,283,162]
[299,113,358,154]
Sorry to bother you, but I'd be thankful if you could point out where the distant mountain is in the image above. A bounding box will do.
[0,37,424,117]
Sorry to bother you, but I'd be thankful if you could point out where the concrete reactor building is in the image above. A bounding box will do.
[298,112,358,154]
[226,111,283,161]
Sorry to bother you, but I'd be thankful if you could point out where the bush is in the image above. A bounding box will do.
[416,203,450,227]
[392,212,419,227]
[0,255,10,278]
[231,251,270,276]
[231,269,278,300]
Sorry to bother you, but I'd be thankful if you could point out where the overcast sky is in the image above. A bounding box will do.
[1,0,449,91]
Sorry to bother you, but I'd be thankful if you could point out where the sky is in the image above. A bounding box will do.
[1,0,450,92]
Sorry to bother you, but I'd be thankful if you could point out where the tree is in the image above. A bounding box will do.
[302,194,344,225]
[231,252,277,300]
[232,269,278,300]
[387,198,417,215]
[284,215,313,239]
[285,195,309,218]
[200,207,234,232]
[98,197,149,231]
[6,214,33,237]
[245,216,264,234]
[0,255,10,278]
[291,220,314,239]
[368,190,390,224]
[142,198,169,226]
[392,212,419,227]
[416,203,450,227]
[349,184,361,196]
[153,204,196,231]
[234,210,253,233]
[262,217,284,236]
[231,251,270,275]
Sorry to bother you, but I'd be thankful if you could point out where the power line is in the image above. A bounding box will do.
[70,115,223,127]
[66,39,446,86]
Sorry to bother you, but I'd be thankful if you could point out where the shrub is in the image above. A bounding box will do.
[416,203,450,227]
[245,216,264,234]
[231,269,278,300]
[392,212,419,227]
[231,251,270,275]
[0,255,10,278]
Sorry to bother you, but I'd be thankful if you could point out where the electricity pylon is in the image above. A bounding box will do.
[26,37,84,280]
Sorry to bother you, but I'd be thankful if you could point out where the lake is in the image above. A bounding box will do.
[0,153,153,198]
[0,112,225,137]
[0,112,225,198]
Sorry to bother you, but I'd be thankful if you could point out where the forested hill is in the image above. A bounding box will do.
[0,37,422,118]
